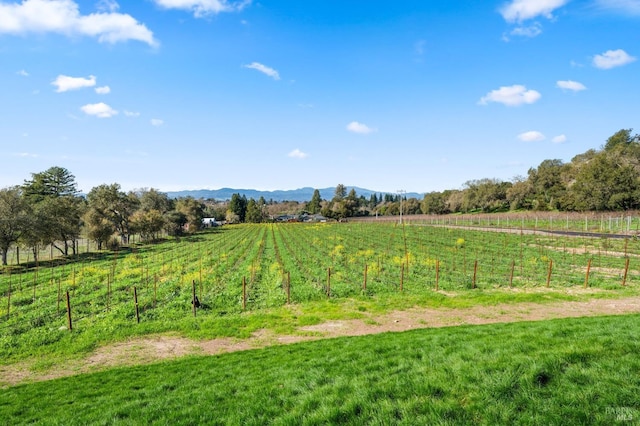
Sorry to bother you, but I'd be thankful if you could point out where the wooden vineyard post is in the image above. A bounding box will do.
[400,263,404,292]
[624,238,629,257]
[509,260,515,288]
[546,260,553,288]
[622,257,630,286]
[584,259,592,288]
[363,264,368,292]
[326,268,331,298]
[472,260,478,289]
[134,286,140,324]
[435,260,440,292]
[242,276,247,310]
[66,291,72,332]
[287,272,291,305]
[192,280,197,318]
[154,275,158,308]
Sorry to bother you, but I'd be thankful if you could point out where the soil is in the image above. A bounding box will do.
[3,295,640,388]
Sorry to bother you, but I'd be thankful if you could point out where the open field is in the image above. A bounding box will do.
[356,212,640,235]
[2,220,640,423]
[2,221,640,364]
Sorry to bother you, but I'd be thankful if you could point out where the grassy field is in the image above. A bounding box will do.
[2,314,640,425]
[1,222,640,364]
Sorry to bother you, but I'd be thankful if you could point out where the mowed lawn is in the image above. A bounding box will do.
[2,314,640,425]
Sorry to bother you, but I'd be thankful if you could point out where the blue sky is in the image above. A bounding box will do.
[1,0,638,195]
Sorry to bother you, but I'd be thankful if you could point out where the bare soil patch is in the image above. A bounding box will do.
[3,296,640,387]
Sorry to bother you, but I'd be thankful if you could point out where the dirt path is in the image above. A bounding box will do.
[3,296,640,387]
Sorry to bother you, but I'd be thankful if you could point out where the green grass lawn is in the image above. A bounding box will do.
[3,314,640,425]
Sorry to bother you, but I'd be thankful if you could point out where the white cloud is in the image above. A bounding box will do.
[518,131,546,142]
[346,121,376,134]
[16,69,29,76]
[593,49,637,69]
[552,134,567,143]
[52,74,96,92]
[556,80,587,91]
[243,62,280,80]
[95,85,111,94]
[594,0,640,15]
[81,102,117,118]
[154,0,250,17]
[0,0,157,46]
[479,85,541,106]
[500,0,569,22]
[288,149,308,159]
[14,152,38,158]
[508,23,542,38]
[150,118,164,126]
[124,110,140,117]
[414,39,426,55]
[96,0,119,13]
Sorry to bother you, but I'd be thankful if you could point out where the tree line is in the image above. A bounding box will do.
[254,129,640,219]
[421,129,640,214]
[1,129,638,264]
[0,167,207,265]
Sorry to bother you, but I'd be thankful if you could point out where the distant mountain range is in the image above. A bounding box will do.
[165,187,424,203]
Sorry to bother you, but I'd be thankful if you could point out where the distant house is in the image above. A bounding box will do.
[202,218,220,227]
[275,214,299,223]
[301,213,327,223]
[274,213,327,223]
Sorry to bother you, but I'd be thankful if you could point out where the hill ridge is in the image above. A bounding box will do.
[165,187,423,202]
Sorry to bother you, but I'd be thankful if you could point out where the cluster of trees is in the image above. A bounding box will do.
[421,129,640,214]
[2,129,639,262]
[221,193,271,224]
[313,185,420,220]
[0,167,207,265]
[219,185,421,223]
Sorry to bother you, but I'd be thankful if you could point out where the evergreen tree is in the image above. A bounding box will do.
[333,184,347,202]
[229,193,248,222]
[369,193,378,208]
[307,189,322,214]
[22,166,84,256]
[23,166,78,201]
[246,198,264,223]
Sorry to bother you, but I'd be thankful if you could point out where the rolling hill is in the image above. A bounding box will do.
[166,187,423,202]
